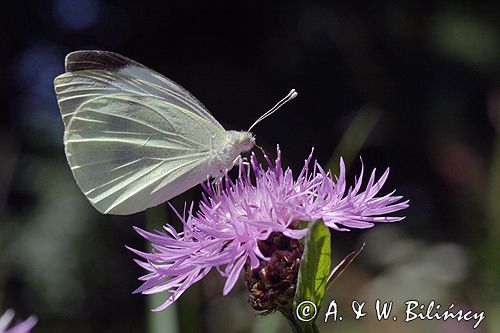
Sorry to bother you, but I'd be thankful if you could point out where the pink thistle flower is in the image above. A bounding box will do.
[0,310,37,333]
[129,146,409,310]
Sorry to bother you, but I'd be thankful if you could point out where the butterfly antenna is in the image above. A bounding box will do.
[248,89,298,132]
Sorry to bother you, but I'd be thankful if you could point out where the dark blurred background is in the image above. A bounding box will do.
[1,1,499,332]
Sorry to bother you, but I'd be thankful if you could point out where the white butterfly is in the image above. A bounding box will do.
[54,50,296,215]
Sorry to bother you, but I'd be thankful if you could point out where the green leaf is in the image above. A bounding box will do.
[296,221,309,245]
[326,243,365,290]
[293,219,331,323]
[296,220,309,230]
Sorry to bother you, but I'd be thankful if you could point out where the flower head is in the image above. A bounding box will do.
[0,310,37,333]
[130,146,409,310]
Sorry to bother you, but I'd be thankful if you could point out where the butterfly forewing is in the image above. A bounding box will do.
[56,50,221,129]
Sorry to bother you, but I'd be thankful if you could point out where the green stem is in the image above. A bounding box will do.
[146,206,180,333]
[279,309,319,333]
[326,107,380,175]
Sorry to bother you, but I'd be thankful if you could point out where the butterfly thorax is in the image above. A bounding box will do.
[209,131,255,177]
[226,130,255,153]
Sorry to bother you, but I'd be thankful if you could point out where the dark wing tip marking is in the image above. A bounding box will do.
[65,50,131,73]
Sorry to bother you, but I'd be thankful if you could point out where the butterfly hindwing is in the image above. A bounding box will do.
[65,94,227,215]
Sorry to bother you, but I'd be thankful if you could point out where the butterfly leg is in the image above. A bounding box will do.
[211,177,222,197]
[233,155,250,179]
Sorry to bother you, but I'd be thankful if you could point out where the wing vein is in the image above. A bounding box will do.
[81,107,209,149]
[103,156,207,213]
